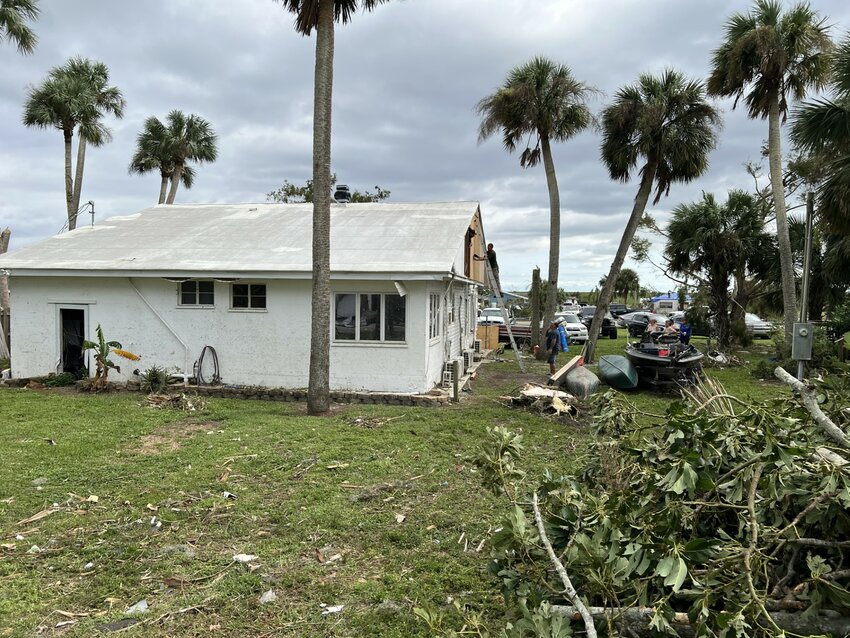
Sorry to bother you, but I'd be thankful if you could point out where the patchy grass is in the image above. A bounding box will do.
[0,340,790,636]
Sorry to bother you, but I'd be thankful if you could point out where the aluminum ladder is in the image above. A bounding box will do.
[484,260,525,372]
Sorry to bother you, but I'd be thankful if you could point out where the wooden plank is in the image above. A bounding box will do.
[548,355,581,386]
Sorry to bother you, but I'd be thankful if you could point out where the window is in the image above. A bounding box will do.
[334,293,405,342]
[429,293,441,339]
[231,283,267,310]
[180,280,214,306]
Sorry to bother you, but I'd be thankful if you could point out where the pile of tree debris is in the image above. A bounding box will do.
[500,383,577,417]
[467,368,850,637]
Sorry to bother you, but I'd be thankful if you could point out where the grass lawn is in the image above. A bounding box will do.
[0,337,788,636]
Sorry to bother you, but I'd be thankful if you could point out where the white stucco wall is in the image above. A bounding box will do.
[8,276,446,393]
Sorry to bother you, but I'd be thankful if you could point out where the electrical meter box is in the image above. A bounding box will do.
[792,322,813,361]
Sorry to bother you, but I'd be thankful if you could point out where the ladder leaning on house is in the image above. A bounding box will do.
[484,260,525,373]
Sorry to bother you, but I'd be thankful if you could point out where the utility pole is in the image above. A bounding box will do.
[796,192,814,380]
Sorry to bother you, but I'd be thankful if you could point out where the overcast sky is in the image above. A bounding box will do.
[2,0,849,293]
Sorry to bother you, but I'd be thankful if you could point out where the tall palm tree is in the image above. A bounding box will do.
[476,57,593,328]
[708,0,832,341]
[276,0,389,416]
[791,35,850,237]
[129,115,197,204]
[0,0,38,54]
[61,57,126,217]
[585,70,721,362]
[22,58,124,231]
[161,110,217,205]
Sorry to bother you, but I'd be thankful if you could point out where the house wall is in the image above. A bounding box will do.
[8,276,443,393]
[423,280,477,388]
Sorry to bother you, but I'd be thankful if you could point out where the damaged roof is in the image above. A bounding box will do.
[0,202,482,278]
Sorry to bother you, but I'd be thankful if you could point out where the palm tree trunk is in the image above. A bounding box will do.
[307,0,335,415]
[165,163,184,204]
[586,162,657,363]
[540,135,561,325]
[71,136,87,218]
[63,128,76,231]
[768,93,797,341]
[158,172,169,205]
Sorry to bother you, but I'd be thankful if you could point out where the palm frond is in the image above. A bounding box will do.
[0,0,39,54]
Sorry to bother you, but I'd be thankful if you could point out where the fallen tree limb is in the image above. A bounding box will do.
[774,367,850,451]
[551,605,850,637]
[531,492,597,638]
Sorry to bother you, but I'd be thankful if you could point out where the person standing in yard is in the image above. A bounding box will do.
[545,320,561,375]
[474,243,500,294]
[680,317,692,345]
[557,317,569,354]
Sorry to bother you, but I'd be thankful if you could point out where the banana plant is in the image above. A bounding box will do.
[82,324,139,391]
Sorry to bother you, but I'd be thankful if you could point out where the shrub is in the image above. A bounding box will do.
[43,372,77,387]
[139,365,170,394]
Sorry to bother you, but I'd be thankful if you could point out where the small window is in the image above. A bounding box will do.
[334,293,405,342]
[180,280,215,306]
[231,283,266,309]
[429,293,441,339]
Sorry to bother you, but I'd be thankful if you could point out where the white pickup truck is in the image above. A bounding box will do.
[477,307,515,325]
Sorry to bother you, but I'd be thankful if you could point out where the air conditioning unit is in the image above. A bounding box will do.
[462,349,475,369]
[442,371,453,387]
[444,358,465,378]
[473,339,482,354]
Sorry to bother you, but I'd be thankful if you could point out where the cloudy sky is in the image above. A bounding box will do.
[2,0,849,293]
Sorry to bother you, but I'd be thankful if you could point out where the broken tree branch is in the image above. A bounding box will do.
[550,605,850,637]
[531,491,597,638]
[774,367,850,451]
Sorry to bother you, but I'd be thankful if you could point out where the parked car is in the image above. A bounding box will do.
[578,306,618,339]
[619,311,669,337]
[745,313,773,339]
[554,312,589,343]
[477,307,513,325]
[560,304,582,314]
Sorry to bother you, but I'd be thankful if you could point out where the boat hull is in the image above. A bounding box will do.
[598,355,638,389]
[625,341,704,387]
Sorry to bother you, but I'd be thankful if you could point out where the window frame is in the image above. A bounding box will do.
[177,280,216,308]
[229,282,268,312]
[333,292,407,344]
[428,293,441,340]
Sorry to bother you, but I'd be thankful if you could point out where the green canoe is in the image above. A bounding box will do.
[598,355,638,389]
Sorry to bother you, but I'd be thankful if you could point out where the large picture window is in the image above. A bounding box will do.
[231,283,267,309]
[179,280,214,306]
[429,293,441,339]
[334,293,406,342]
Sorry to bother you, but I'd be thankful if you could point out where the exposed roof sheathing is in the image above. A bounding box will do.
[0,202,481,276]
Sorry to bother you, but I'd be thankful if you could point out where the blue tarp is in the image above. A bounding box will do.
[651,292,692,303]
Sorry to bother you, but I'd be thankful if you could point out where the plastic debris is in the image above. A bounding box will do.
[321,604,345,615]
[233,553,258,564]
[27,545,41,554]
[259,589,277,605]
[126,599,149,615]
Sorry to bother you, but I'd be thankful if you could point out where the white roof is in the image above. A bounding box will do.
[1,202,481,278]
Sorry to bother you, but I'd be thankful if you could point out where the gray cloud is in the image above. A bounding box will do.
[2,0,849,293]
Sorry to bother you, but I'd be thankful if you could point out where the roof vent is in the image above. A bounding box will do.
[333,184,351,204]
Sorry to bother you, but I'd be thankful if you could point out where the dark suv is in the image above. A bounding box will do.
[609,303,629,317]
[579,307,618,339]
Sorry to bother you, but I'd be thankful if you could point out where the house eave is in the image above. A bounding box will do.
[3,268,453,281]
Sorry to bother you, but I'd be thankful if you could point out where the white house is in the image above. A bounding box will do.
[0,202,489,393]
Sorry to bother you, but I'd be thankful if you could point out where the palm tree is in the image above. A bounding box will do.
[161,110,217,205]
[0,0,39,54]
[129,115,197,204]
[791,35,850,237]
[708,0,832,341]
[276,0,389,415]
[666,191,766,347]
[476,57,593,327]
[22,57,125,231]
[585,70,721,362]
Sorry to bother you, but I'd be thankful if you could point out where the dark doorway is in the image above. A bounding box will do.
[60,308,86,376]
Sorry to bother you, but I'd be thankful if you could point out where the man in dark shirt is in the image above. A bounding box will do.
[679,317,692,345]
[545,321,560,374]
[474,243,501,293]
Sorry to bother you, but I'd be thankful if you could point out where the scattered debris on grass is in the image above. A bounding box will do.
[499,383,578,417]
[320,604,345,615]
[347,414,406,428]
[144,393,208,412]
[233,553,258,564]
[259,589,277,605]
[137,420,220,455]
